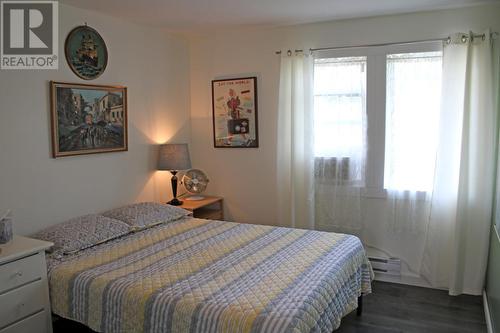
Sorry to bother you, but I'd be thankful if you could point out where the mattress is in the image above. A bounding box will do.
[47,217,373,333]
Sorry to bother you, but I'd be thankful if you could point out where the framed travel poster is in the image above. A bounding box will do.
[50,81,128,158]
[212,77,259,148]
[65,25,108,80]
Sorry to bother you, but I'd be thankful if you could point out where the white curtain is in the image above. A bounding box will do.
[313,57,367,234]
[495,35,500,233]
[276,53,315,229]
[384,52,442,233]
[421,31,497,295]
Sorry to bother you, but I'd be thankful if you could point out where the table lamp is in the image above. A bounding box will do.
[158,144,191,205]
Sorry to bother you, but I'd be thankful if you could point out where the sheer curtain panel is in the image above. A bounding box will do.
[313,57,367,234]
[385,52,442,233]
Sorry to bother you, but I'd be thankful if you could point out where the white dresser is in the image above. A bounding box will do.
[0,236,53,333]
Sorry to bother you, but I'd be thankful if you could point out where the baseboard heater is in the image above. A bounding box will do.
[368,256,401,276]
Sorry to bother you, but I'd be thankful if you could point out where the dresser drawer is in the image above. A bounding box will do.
[0,254,42,294]
[194,209,224,220]
[0,310,48,333]
[0,280,46,328]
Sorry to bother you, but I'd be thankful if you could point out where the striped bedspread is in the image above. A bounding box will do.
[47,217,373,333]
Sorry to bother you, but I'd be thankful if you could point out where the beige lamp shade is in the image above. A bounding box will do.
[157,144,192,171]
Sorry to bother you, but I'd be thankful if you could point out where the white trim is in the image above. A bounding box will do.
[484,290,494,333]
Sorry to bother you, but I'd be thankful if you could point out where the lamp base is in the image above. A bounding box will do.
[168,198,183,206]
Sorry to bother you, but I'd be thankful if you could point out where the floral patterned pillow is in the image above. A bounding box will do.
[33,214,130,254]
[102,202,192,231]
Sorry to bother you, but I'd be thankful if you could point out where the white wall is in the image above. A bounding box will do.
[0,4,191,235]
[189,3,500,278]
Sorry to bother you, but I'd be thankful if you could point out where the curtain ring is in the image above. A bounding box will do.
[461,35,468,43]
[287,50,292,56]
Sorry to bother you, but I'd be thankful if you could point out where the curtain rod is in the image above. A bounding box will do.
[310,37,447,52]
[275,32,498,55]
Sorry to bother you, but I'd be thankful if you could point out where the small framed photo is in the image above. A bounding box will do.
[50,81,128,158]
[211,77,258,148]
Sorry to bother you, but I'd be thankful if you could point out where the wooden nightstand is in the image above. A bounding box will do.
[179,196,224,220]
[0,236,53,333]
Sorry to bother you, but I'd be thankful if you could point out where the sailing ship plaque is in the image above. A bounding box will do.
[65,25,108,80]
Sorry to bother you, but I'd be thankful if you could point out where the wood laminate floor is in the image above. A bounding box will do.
[53,281,487,333]
[337,281,487,333]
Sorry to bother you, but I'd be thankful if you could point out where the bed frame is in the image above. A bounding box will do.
[53,296,364,332]
[357,295,363,316]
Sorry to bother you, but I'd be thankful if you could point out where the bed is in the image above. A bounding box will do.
[41,206,373,333]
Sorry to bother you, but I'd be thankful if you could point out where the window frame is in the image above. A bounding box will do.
[313,41,443,198]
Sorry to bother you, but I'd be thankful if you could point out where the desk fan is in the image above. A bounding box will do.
[182,169,209,201]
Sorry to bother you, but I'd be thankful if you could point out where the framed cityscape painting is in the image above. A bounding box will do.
[212,77,259,148]
[65,25,108,80]
[50,81,128,158]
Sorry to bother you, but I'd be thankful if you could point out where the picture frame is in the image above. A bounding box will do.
[50,81,128,158]
[65,25,108,80]
[211,77,259,148]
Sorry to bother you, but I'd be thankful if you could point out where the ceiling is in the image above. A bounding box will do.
[60,0,498,33]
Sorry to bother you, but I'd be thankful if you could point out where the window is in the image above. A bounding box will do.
[384,52,442,192]
[313,43,442,194]
[313,57,366,183]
